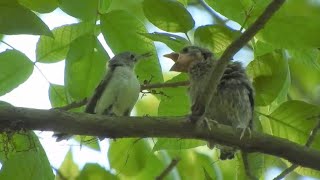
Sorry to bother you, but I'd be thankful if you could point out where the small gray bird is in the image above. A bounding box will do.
[54,52,151,141]
[164,46,254,160]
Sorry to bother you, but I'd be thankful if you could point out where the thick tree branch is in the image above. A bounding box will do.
[0,106,319,171]
[199,0,285,114]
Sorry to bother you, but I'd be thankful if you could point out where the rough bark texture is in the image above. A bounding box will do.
[0,106,319,171]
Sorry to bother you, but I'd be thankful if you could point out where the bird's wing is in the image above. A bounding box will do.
[85,68,115,114]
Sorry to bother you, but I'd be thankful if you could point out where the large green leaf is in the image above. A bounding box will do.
[65,35,108,100]
[153,138,205,151]
[0,50,34,96]
[267,100,320,148]
[246,51,289,106]
[0,1,52,36]
[142,0,194,33]
[108,138,150,176]
[18,0,58,13]
[194,25,238,54]
[158,73,189,116]
[49,84,69,108]
[36,22,96,63]
[101,10,163,84]
[76,163,118,180]
[56,150,79,180]
[236,153,264,180]
[59,0,98,21]
[140,32,190,52]
[0,132,54,180]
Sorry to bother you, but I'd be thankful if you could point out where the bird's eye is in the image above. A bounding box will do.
[182,47,188,53]
[202,52,211,59]
[130,54,135,59]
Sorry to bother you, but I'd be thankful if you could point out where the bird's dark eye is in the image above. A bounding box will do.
[130,54,135,59]
[182,47,188,53]
[202,52,211,59]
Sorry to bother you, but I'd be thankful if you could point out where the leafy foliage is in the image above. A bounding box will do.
[0,0,320,179]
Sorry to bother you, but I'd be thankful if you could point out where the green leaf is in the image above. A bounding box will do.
[0,132,54,180]
[143,0,194,32]
[246,51,289,106]
[49,84,69,108]
[153,138,205,151]
[236,153,264,180]
[73,136,101,151]
[0,50,34,96]
[36,22,96,63]
[18,0,58,13]
[140,32,190,52]
[101,10,163,84]
[65,35,108,100]
[0,2,52,36]
[108,138,150,176]
[253,41,275,57]
[98,0,112,14]
[288,49,320,72]
[194,25,238,54]
[59,0,98,21]
[76,163,118,180]
[267,100,320,147]
[56,150,80,180]
[158,73,189,116]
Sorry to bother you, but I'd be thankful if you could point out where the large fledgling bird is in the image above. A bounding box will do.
[54,52,151,141]
[164,46,254,160]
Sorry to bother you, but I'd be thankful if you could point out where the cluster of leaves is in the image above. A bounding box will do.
[1,0,320,179]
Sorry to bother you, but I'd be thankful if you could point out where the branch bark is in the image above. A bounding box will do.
[0,106,320,171]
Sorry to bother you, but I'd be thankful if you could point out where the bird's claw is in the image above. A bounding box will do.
[238,127,252,140]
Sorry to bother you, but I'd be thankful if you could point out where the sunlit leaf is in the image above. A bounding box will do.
[65,35,108,100]
[0,132,54,180]
[153,138,205,151]
[108,138,150,176]
[0,50,34,96]
[101,10,163,84]
[194,25,238,54]
[36,22,96,63]
[76,163,118,180]
[246,51,289,106]
[56,150,80,180]
[143,0,195,32]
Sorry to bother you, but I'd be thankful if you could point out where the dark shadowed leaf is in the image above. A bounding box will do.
[36,22,96,63]
[59,0,98,21]
[143,0,194,32]
[18,0,58,13]
[140,32,190,52]
[65,35,108,100]
[0,1,52,36]
[0,50,34,96]
[101,10,163,84]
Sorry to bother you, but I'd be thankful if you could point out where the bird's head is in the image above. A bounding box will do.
[164,46,212,72]
[109,52,152,69]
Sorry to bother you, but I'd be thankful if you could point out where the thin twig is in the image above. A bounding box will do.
[273,120,320,180]
[0,40,16,50]
[55,81,190,111]
[141,80,189,90]
[156,158,180,180]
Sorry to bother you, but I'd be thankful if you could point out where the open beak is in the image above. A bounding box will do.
[163,52,192,73]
